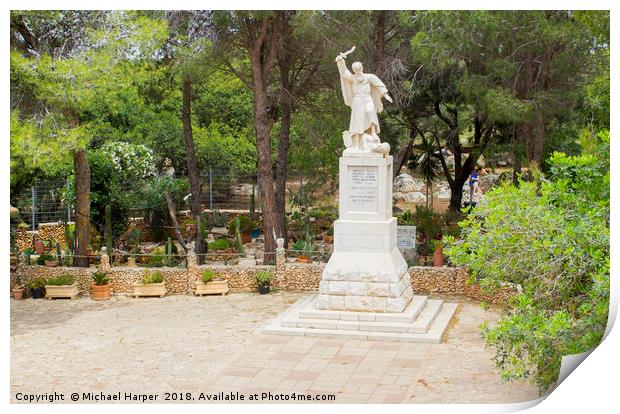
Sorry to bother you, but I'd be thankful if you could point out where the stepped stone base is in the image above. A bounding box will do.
[316,251,414,313]
[263,293,458,343]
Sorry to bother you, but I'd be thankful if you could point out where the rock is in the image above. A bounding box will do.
[230,183,254,196]
[141,243,160,254]
[437,186,452,200]
[476,154,486,168]
[497,160,508,167]
[393,173,424,193]
[479,173,500,192]
[394,191,426,203]
[445,155,455,169]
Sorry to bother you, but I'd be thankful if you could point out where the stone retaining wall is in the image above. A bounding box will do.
[409,266,517,305]
[15,223,69,252]
[12,259,515,304]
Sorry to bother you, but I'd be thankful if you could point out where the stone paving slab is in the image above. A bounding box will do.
[11,292,538,404]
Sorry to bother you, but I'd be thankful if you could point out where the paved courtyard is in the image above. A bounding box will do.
[11,292,539,404]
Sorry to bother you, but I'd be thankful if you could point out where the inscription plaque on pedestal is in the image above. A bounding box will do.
[348,166,377,213]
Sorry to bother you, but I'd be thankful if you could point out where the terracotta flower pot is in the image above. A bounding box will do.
[12,287,24,300]
[34,240,45,255]
[433,245,444,267]
[297,256,310,263]
[45,260,58,267]
[92,283,111,301]
[323,235,333,244]
[241,233,252,244]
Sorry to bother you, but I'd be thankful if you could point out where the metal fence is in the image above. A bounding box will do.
[10,169,319,229]
[12,179,71,230]
[198,169,259,211]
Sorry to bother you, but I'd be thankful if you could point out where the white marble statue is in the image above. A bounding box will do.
[336,46,393,156]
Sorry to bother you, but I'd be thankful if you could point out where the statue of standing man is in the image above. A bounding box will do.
[336,46,393,156]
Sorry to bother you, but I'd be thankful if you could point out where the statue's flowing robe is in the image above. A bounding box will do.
[337,60,388,136]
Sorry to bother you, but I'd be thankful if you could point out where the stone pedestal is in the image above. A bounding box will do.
[316,155,413,313]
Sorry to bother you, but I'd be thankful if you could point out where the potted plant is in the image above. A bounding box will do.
[432,239,444,267]
[297,224,317,263]
[195,269,229,296]
[34,239,45,254]
[323,227,334,244]
[23,248,34,265]
[45,274,79,299]
[227,215,256,244]
[289,239,303,259]
[207,238,236,262]
[36,253,55,266]
[26,277,46,299]
[12,276,25,300]
[254,271,273,294]
[133,270,166,298]
[91,271,111,301]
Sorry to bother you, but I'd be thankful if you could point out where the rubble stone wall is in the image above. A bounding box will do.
[12,258,515,304]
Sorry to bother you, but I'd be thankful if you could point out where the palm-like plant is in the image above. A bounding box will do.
[417,137,441,210]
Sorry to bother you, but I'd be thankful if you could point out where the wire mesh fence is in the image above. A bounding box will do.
[13,247,334,268]
[10,169,318,228]
[12,179,71,230]
[198,169,259,211]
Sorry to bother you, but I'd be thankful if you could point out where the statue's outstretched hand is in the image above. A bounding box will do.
[335,54,345,62]
[384,93,393,103]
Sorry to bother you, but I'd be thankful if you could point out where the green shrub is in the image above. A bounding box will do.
[397,209,415,225]
[307,206,338,221]
[46,275,74,286]
[26,277,46,289]
[202,209,228,229]
[254,271,273,287]
[36,253,55,265]
[292,239,305,251]
[445,134,609,394]
[208,238,233,250]
[143,271,164,284]
[92,272,110,286]
[147,253,165,267]
[202,269,215,284]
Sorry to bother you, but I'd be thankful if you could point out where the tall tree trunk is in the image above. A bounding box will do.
[430,181,434,210]
[532,111,545,168]
[275,18,293,246]
[73,149,90,267]
[254,83,281,263]
[164,189,188,253]
[275,90,291,244]
[516,48,537,165]
[182,74,205,263]
[393,137,414,178]
[238,13,282,264]
[373,11,386,75]
[531,58,550,168]
[448,179,465,211]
